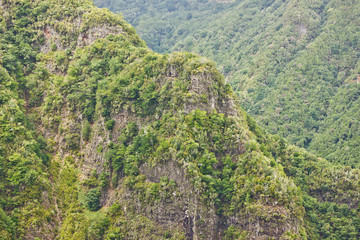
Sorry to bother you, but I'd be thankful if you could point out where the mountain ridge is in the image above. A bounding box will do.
[1,0,360,239]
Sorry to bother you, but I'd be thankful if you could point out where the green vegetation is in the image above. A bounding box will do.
[96,0,360,167]
[0,0,360,239]
[93,0,234,53]
[84,188,101,211]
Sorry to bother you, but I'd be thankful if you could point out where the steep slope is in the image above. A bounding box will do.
[96,0,360,167]
[1,0,360,239]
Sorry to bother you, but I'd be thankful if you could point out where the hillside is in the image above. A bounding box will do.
[1,0,360,239]
[96,0,360,167]
[93,0,237,53]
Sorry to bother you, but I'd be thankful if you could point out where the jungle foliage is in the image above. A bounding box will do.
[1,0,360,239]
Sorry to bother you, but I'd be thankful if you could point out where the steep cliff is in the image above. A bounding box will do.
[1,0,360,239]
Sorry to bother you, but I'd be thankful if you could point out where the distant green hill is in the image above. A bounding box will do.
[96,0,360,168]
[93,0,237,53]
[1,0,360,239]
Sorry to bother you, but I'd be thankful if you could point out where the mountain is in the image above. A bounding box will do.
[96,0,360,168]
[1,0,360,239]
[93,0,237,54]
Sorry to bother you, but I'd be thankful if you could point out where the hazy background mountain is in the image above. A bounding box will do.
[95,0,360,168]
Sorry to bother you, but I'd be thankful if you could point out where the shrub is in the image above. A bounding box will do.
[105,119,115,130]
[65,133,80,150]
[85,188,101,211]
[82,122,91,141]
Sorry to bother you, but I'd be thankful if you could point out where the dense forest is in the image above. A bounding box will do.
[95,0,360,168]
[0,0,360,239]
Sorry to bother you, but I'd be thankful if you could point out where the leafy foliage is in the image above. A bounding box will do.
[1,0,360,239]
[85,188,101,211]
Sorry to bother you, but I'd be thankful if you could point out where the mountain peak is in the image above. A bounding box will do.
[1,0,360,239]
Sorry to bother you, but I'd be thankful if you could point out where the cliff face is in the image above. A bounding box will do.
[1,0,360,239]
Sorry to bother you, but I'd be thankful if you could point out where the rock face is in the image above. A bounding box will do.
[24,1,305,236]
[38,44,303,238]
[41,20,125,54]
